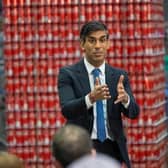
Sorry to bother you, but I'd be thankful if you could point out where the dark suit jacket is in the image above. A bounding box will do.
[58,59,139,168]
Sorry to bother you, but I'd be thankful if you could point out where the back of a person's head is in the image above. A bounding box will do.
[0,152,24,168]
[52,124,93,167]
[67,153,121,168]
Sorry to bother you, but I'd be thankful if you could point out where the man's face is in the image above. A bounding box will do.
[80,30,110,67]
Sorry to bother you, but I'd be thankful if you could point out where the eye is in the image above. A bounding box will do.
[88,38,96,44]
[100,37,107,43]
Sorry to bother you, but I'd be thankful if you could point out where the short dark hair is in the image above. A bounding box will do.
[80,20,109,42]
[52,124,93,167]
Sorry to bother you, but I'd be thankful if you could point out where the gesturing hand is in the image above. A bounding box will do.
[114,75,128,104]
[90,77,111,103]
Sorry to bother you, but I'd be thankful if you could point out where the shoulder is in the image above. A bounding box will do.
[60,59,82,70]
[59,59,84,75]
[106,63,128,76]
[68,154,121,168]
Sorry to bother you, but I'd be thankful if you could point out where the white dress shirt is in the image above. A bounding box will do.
[84,58,130,140]
[84,58,110,139]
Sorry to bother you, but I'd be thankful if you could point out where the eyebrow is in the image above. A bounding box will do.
[87,35,107,39]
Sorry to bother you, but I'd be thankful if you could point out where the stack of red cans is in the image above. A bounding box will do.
[3,0,167,167]
[119,1,167,167]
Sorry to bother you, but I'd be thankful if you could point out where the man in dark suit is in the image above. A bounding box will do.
[58,20,140,168]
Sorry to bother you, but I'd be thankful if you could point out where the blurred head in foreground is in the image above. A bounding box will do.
[0,152,24,168]
[52,124,94,168]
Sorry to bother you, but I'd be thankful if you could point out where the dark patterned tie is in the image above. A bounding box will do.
[92,68,106,142]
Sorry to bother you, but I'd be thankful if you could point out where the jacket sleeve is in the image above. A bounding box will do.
[58,68,88,120]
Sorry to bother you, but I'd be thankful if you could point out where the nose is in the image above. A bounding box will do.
[94,40,101,48]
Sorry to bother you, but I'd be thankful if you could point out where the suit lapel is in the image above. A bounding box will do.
[105,64,116,113]
[76,59,91,95]
[75,61,117,101]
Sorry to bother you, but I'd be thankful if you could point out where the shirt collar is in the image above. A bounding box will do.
[84,58,105,75]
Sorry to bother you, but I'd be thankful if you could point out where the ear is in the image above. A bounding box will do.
[80,40,85,51]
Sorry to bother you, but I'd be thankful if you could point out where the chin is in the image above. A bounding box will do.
[94,60,104,67]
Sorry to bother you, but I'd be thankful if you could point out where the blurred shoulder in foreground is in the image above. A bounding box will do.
[67,153,121,168]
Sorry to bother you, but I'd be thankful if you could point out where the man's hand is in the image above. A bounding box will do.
[114,75,128,104]
[89,77,111,103]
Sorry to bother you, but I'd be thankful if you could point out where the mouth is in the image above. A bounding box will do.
[93,52,103,56]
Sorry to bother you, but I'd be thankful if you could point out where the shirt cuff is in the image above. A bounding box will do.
[85,94,94,109]
[122,94,130,109]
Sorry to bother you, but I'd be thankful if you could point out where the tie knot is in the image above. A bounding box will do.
[92,68,100,78]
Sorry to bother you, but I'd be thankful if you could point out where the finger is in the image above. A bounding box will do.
[117,88,125,95]
[114,98,122,104]
[102,92,111,100]
[102,89,111,96]
[114,93,127,104]
[105,92,111,99]
[118,75,124,85]
[95,77,100,86]
[104,95,111,99]
[104,86,111,98]
[117,75,125,92]
[101,86,109,92]
[114,99,120,104]
[114,94,124,103]
[98,87,111,99]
